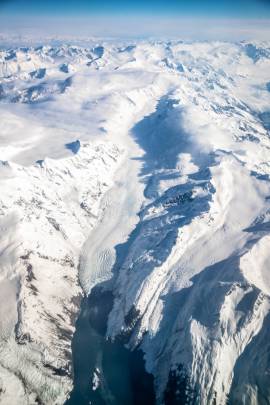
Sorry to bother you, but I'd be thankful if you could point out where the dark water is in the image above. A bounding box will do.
[66,287,156,405]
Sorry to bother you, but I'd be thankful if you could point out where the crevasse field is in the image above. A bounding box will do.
[0,39,270,404]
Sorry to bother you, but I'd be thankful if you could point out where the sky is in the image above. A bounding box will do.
[0,0,270,40]
[1,0,270,18]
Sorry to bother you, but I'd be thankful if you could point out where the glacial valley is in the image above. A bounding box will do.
[0,39,270,404]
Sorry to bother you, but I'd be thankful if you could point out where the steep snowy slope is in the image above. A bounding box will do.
[0,141,122,403]
[105,42,270,405]
[0,40,270,404]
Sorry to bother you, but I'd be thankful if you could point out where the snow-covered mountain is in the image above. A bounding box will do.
[0,39,270,404]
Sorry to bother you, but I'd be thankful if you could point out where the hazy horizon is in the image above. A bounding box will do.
[0,0,270,41]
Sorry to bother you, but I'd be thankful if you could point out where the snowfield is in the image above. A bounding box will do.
[0,39,270,404]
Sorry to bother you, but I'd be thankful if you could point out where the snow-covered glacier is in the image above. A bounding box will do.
[0,39,270,404]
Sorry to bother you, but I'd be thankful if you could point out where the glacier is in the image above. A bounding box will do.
[0,39,270,404]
